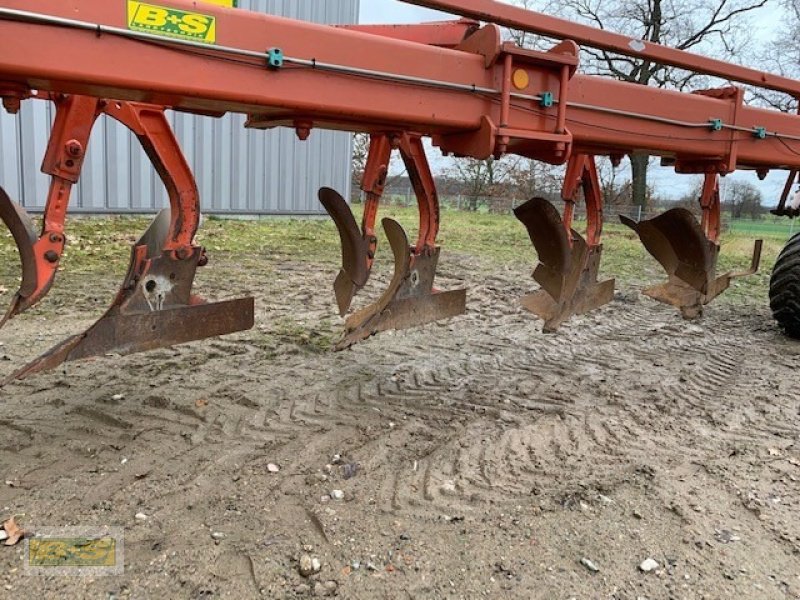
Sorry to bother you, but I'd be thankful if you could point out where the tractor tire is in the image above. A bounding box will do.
[770,231,800,338]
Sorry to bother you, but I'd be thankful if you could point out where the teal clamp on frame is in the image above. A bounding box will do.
[709,118,723,132]
[753,126,767,139]
[539,91,554,108]
[267,48,284,69]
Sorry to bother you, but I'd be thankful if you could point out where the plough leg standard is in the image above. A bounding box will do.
[319,132,465,348]
[622,173,762,319]
[0,93,253,381]
[0,0,798,381]
[514,153,614,332]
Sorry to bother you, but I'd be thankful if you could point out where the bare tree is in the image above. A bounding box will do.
[511,0,768,208]
[350,133,370,200]
[350,133,407,203]
[752,1,800,111]
[504,156,563,201]
[447,157,507,211]
[445,155,563,212]
[724,179,765,219]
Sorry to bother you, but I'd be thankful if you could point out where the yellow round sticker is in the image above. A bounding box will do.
[512,69,530,90]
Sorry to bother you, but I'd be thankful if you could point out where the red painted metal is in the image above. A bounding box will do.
[397,133,440,255]
[0,0,792,369]
[361,135,394,273]
[321,131,444,316]
[699,174,722,244]
[0,93,101,328]
[104,102,200,255]
[403,0,800,97]
[1,1,800,173]
[0,93,203,330]
[561,154,603,248]
[339,20,479,47]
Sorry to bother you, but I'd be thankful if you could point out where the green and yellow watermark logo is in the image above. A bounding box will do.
[25,527,124,576]
[127,1,217,44]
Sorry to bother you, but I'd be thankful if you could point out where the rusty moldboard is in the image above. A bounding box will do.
[521,242,615,332]
[335,217,466,350]
[318,187,370,316]
[3,209,256,383]
[515,197,614,331]
[0,186,43,328]
[620,208,715,294]
[336,289,466,349]
[6,298,255,383]
[622,209,763,318]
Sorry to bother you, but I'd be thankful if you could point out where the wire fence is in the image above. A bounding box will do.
[351,186,798,241]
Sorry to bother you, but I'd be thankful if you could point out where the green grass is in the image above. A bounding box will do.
[0,206,792,309]
[727,218,798,239]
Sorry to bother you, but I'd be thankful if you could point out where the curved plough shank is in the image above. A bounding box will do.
[320,132,463,347]
[514,197,614,332]
[0,93,101,329]
[0,96,257,382]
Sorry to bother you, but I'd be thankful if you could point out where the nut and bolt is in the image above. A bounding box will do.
[65,139,84,158]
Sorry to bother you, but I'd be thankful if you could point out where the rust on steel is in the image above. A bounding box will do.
[7,209,255,383]
[335,218,466,350]
[318,187,370,316]
[514,153,615,332]
[0,0,792,376]
[0,93,101,329]
[319,131,447,318]
[621,190,763,319]
[1,96,253,382]
[0,94,204,331]
[0,186,38,328]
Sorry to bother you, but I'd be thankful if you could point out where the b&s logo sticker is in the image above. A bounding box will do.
[127,1,217,44]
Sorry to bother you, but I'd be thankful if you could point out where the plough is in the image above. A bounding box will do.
[0,0,798,382]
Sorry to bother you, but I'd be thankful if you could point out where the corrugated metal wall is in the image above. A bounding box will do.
[0,0,358,215]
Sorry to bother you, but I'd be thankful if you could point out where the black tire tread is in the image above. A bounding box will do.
[770,232,800,338]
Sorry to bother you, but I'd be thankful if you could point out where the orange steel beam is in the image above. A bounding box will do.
[0,0,800,174]
[402,0,800,98]
[338,20,480,47]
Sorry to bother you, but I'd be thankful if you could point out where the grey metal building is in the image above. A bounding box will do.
[0,0,358,215]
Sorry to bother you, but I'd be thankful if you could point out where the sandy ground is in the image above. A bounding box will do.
[0,248,799,600]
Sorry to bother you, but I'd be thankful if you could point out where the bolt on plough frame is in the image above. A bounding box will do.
[0,0,798,381]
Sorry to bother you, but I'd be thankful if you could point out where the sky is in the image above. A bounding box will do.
[359,1,447,24]
[357,1,790,205]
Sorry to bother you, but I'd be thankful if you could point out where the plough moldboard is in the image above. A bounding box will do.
[0,0,798,382]
[0,94,255,383]
[621,174,763,319]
